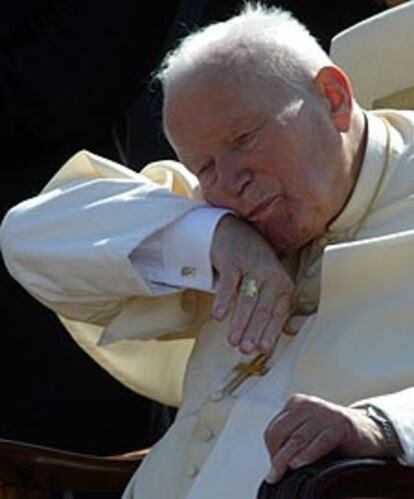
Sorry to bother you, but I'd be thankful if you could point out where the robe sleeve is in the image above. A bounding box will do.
[1,151,210,328]
[1,150,222,405]
[353,387,414,466]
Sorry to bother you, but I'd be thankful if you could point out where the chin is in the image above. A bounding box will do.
[265,226,314,254]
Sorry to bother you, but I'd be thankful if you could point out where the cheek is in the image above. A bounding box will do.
[202,185,232,210]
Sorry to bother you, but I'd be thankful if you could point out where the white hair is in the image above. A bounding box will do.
[156,2,332,93]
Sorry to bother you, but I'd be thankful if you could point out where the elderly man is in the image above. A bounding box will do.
[2,3,414,498]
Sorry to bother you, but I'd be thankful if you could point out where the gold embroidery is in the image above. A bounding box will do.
[349,117,392,238]
[223,354,269,395]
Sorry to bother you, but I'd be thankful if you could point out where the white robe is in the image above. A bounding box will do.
[3,110,414,498]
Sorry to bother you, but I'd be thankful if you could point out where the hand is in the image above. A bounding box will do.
[264,393,388,484]
[210,215,294,355]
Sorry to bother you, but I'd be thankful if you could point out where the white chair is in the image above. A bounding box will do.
[330,1,414,110]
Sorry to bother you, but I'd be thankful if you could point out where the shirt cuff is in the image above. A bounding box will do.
[130,207,231,292]
[352,387,414,465]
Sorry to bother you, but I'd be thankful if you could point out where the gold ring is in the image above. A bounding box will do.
[241,278,259,299]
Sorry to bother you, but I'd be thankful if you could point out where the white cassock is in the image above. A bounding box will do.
[3,110,414,499]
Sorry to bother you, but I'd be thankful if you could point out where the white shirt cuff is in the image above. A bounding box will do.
[130,207,231,292]
[352,387,414,465]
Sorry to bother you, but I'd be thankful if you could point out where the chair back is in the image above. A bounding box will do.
[330,2,414,109]
[0,439,144,499]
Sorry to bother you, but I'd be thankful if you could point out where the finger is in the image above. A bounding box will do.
[237,282,275,354]
[258,292,290,353]
[212,269,241,321]
[289,423,345,469]
[257,292,291,353]
[227,275,260,348]
[265,419,322,484]
[271,420,321,472]
[264,394,323,455]
[264,410,304,457]
[256,315,283,354]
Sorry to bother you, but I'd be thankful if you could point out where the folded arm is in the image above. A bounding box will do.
[1,165,226,328]
[1,151,294,351]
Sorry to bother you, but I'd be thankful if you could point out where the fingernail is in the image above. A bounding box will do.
[290,458,305,469]
[213,305,225,319]
[240,339,255,353]
[259,339,272,353]
[229,334,240,346]
[265,467,280,484]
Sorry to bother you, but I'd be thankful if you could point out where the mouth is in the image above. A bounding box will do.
[246,195,281,222]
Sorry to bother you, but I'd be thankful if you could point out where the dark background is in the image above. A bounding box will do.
[0,0,388,455]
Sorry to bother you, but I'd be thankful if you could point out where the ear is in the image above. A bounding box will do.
[313,66,354,133]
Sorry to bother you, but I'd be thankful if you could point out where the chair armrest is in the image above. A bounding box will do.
[257,455,414,498]
[0,438,148,494]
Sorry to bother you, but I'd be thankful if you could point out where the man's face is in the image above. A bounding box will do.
[164,68,351,253]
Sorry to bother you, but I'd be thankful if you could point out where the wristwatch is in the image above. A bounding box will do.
[365,405,403,458]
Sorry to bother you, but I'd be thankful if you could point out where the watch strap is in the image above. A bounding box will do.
[365,405,403,458]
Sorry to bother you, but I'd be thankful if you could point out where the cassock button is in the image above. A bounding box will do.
[181,266,196,277]
[210,390,224,402]
[199,427,215,442]
[188,463,200,478]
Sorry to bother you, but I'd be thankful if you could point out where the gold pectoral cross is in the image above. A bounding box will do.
[222,353,270,395]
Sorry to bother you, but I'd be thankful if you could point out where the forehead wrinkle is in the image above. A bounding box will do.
[163,56,294,161]
[171,103,262,162]
[165,83,241,149]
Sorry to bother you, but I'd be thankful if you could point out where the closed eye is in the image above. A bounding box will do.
[197,159,215,177]
[235,131,252,146]
[233,125,263,149]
